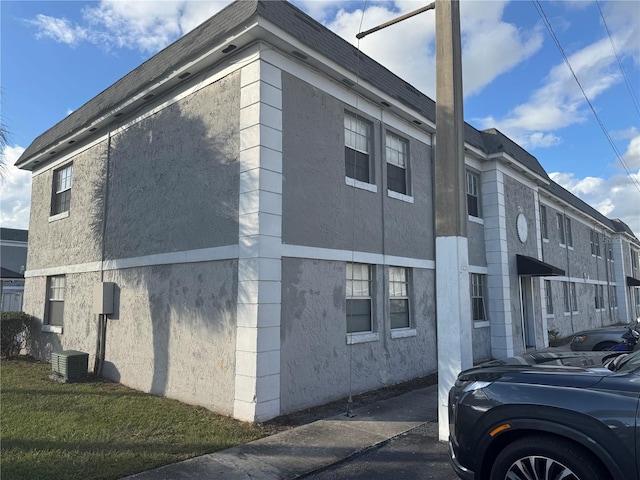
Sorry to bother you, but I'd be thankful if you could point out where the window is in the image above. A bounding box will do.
[565,217,573,247]
[347,263,372,333]
[389,267,410,329]
[557,213,566,245]
[632,248,639,274]
[609,286,618,309]
[466,171,481,218]
[52,163,73,215]
[563,281,577,313]
[46,275,65,326]
[590,230,601,257]
[345,113,372,184]
[470,273,487,321]
[545,280,553,314]
[386,132,409,195]
[595,284,604,310]
[540,205,548,240]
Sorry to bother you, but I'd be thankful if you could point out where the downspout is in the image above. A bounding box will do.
[94,130,112,376]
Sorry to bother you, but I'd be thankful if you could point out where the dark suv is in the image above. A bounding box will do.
[448,350,640,480]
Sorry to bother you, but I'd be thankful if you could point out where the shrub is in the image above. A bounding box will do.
[1,311,31,358]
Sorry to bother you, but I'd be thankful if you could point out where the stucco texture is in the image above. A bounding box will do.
[27,141,109,270]
[281,73,434,260]
[280,257,436,413]
[103,73,241,260]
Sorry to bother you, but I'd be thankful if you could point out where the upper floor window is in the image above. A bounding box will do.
[631,247,639,272]
[346,263,373,334]
[565,217,573,247]
[345,113,372,184]
[591,230,601,257]
[46,275,66,327]
[540,205,548,240]
[52,163,73,215]
[389,267,410,329]
[557,213,565,245]
[386,132,409,195]
[470,273,487,321]
[466,171,481,218]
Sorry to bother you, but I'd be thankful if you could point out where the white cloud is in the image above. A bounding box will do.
[306,0,542,99]
[25,1,232,54]
[1,145,31,230]
[622,134,640,170]
[476,0,640,149]
[550,169,640,237]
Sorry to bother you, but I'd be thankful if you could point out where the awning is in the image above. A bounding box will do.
[516,255,565,277]
[627,276,640,287]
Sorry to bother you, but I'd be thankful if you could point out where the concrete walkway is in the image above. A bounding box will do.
[124,384,442,480]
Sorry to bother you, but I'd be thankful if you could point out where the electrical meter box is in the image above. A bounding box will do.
[93,282,115,314]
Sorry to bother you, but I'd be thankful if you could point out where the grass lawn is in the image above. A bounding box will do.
[0,357,283,480]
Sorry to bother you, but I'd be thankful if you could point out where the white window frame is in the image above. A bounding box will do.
[346,263,373,335]
[385,132,409,196]
[470,273,487,321]
[466,170,481,218]
[344,113,373,185]
[545,279,553,315]
[45,275,65,331]
[51,163,73,216]
[540,205,548,240]
[557,213,566,246]
[389,266,411,330]
[565,217,573,248]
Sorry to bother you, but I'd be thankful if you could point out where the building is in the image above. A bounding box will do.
[1,228,28,312]
[15,0,640,422]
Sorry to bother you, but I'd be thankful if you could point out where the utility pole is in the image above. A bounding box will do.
[357,0,471,441]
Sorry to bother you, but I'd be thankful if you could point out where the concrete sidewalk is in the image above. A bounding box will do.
[124,384,443,480]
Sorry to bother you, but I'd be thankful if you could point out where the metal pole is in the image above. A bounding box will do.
[356,3,435,39]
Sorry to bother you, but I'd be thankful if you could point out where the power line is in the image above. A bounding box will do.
[533,0,640,194]
[595,0,640,117]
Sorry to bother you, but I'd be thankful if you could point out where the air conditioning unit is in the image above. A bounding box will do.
[51,350,89,382]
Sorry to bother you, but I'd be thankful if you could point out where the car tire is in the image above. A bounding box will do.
[490,435,609,480]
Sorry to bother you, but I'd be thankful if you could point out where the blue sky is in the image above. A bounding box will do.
[1,0,639,234]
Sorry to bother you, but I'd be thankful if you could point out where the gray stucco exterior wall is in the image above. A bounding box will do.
[279,257,436,413]
[280,73,433,260]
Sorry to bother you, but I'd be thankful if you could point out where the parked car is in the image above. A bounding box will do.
[571,321,640,351]
[448,350,640,480]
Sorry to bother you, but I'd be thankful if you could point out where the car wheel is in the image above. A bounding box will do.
[490,435,608,480]
[594,342,617,351]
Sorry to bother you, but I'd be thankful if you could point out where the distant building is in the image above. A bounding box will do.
[1,228,28,312]
[15,0,640,422]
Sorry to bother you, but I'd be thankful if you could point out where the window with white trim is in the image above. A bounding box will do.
[570,282,577,312]
[466,171,481,218]
[631,247,639,276]
[52,163,73,215]
[46,275,65,327]
[609,286,618,309]
[565,217,573,247]
[471,273,487,321]
[557,213,566,245]
[545,280,553,314]
[386,132,409,195]
[540,205,548,240]
[563,281,577,313]
[347,263,373,334]
[563,282,570,313]
[389,267,410,329]
[345,113,372,184]
[591,230,601,257]
[595,284,604,310]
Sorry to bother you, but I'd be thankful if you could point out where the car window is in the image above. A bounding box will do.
[612,351,640,373]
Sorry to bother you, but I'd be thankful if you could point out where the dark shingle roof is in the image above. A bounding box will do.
[0,228,28,242]
[480,129,549,181]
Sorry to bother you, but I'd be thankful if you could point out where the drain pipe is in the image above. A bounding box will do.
[94,130,112,376]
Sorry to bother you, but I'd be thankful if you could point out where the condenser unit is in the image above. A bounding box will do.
[51,350,89,382]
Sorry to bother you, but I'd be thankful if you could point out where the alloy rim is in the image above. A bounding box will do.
[505,455,579,480]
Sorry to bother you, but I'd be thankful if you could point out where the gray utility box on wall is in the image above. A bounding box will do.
[51,350,89,382]
[93,282,115,314]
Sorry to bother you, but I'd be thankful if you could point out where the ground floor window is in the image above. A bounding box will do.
[545,280,553,314]
[389,267,410,329]
[471,273,487,321]
[46,275,65,326]
[347,263,372,333]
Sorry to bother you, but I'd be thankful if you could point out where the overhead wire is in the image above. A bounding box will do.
[595,0,640,118]
[532,0,640,194]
